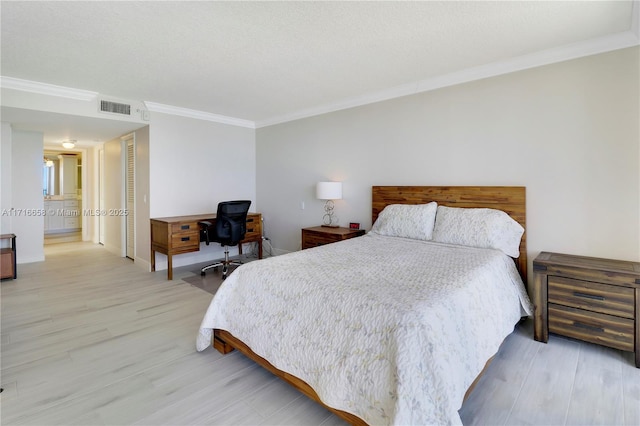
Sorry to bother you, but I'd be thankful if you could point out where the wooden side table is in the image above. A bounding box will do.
[301,226,365,249]
[1,234,17,280]
[533,251,640,368]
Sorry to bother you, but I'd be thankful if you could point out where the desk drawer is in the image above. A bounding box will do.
[171,231,199,249]
[243,216,262,240]
[548,303,634,352]
[171,222,199,234]
[548,276,634,319]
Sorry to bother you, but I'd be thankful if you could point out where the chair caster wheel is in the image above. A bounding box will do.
[201,271,206,276]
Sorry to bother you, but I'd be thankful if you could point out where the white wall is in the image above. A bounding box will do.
[9,130,45,263]
[148,112,256,270]
[256,47,640,280]
[81,145,97,243]
[1,122,12,234]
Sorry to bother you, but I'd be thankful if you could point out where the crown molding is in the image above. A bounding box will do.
[144,101,255,129]
[0,76,97,101]
[255,29,640,128]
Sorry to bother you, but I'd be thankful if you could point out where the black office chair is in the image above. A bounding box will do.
[198,200,251,279]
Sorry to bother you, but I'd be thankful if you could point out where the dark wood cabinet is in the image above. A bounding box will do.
[1,234,17,280]
[301,226,365,250]
[533,251,640,368]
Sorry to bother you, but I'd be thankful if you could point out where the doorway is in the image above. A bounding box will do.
[43,149,82,245]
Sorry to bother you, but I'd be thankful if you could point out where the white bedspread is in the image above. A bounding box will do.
[197,233,532,425]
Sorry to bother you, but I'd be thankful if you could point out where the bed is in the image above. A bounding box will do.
[196,186,532,425]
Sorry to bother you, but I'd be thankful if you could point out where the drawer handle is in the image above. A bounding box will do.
[573,322,604,333]
[181,225,190,230]
[181,237,190,241]
[246,227,254,233]
[573,291,605,301]
[246,218,254,223]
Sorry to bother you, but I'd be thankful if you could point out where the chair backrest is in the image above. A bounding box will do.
[215,200,252,246]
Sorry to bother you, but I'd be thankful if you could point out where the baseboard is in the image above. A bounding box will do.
[16,254,45,264]
[271,247,291,257]
[133,257,151,271]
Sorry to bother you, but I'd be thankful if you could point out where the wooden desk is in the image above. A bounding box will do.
[150,213,262,280]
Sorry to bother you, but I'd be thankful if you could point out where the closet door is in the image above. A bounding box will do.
[124,135,135,260]
[98,148,105,245]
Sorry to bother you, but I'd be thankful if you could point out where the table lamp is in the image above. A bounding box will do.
[316,181,342,227]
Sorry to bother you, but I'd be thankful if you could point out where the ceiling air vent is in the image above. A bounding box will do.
[99,99,131,115]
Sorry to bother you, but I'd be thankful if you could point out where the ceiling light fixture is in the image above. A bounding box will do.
[62,140,76,149]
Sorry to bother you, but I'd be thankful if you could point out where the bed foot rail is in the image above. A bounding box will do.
[213,330,235,354]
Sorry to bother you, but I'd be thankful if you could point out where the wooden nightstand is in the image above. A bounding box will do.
[533,252,640,368]
[301,226,365,249]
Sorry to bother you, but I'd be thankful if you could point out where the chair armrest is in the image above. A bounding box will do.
[198,220,214,245]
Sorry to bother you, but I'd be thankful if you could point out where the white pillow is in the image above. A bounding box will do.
[432,206,524,257]
[370,202,437,241]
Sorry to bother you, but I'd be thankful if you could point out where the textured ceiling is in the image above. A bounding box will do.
[1,1,638,135]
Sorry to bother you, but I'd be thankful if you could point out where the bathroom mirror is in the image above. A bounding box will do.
[43,152,82,197]
[42,155,60,196]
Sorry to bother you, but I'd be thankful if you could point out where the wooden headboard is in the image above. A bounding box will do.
[372,186,527,283]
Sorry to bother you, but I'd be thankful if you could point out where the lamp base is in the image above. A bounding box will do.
[321,224,340,228]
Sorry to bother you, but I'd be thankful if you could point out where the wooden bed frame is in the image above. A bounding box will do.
[372,186,527,283]
[212,186,527,425]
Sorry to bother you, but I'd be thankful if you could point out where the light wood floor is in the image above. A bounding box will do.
[44,230,82,245]
[1,242,638,425]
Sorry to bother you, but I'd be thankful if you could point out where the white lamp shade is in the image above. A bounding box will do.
[316,181,342,200]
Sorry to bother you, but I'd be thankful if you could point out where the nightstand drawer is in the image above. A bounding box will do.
[548,304,634,352]
[301,226,365,250]
[303,232,339,248]
[548,276,635,319]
